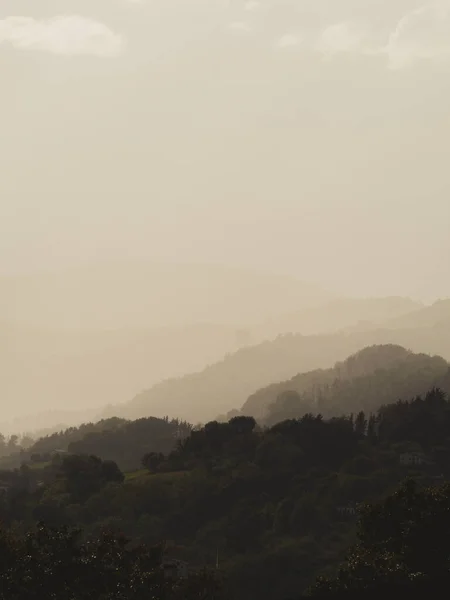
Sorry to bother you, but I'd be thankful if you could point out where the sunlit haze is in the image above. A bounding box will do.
[2,0,450,299]
[2,0,450,427]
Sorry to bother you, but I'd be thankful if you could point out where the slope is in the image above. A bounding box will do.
[111,321,450,424]
[242,345,450,424]
[382,298,450,330]
[0,320,246,427]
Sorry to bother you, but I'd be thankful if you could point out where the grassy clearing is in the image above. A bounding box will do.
[28,461,51,470]
[124,469,149,481]
[124,469,189,484]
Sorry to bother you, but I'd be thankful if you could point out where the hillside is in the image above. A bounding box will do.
[0,415,192,472]
[1,294,426,431]
[0,321,247,428]
[4,388,450,600]
[0,261,334,426]
[382,298,450,330]
[111,322,450,424]
[242,345,450,423]
[6,343,448,470]
[8,345,448,470]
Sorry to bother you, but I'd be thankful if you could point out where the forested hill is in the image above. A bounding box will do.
[382,298,450,330]
[110,322,450,423]
[3,344,449,474]
[7,346,447,473]
[3,388,450,600]
[0,295,426,435]
[242,345,450,423]
[0,417,192,472]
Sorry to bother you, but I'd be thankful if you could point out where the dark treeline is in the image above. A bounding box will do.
[305,479,450,598]
[1,388,450,599]
[0,417,192,472]
[0,522,221,600]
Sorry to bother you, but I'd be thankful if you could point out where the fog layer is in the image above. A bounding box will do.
[2,0,450,428]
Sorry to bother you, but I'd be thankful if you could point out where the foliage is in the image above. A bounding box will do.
[308,479,450,597]
[0,523,221,600]
[244,345,450,424]
[3,387,450,600]
[2,417,192,472]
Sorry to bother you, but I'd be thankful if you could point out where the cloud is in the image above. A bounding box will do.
[275,34,301,49]
[313,4,450,69]
[0,16,124,57]
[316,22,369,57]
[244,1,260,11]
[227,21,252,33]
[384,1,450,69]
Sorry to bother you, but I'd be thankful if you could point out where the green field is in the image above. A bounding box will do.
[28,461,51,470]
[124,469,189,483]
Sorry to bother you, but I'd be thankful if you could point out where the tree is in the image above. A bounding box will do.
[0,523,221,600]
[308,479,450,597]
[60,454,124,502]
[228,416,256,435]
[101,460,125,483]
[7,435,19,453]
[353,412,367,437]
[142,452,165,473]
[0,433,6,457]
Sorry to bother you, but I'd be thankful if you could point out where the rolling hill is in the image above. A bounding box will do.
[382,298,450,330]
[0,320,246,428]
[2,261,428,431]
[108,320,450,424]
[242,344,450,423]
[253,296,422,338]
[0,261,332,427]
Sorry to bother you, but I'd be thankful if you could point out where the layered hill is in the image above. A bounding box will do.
[110,321,450,424]
[382,298,450,330]
[0,321,245,429]
[1,284,426,431]
[0,261,332,427]
[242,345,450,424]
[254,296,422,338]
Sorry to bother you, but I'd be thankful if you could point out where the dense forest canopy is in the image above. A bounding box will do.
[2,385,450,599]
[306,479,450,598]
[0,416,192,472]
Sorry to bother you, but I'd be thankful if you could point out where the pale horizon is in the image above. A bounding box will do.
[2,0,450,302]
[2,0,450,427]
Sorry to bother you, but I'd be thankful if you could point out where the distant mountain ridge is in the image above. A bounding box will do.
[382,299,450,330]
[1,262,331,330]
[2,274,449,431]
[0,320,247,427]
[108,320,450,424]
[255,296,422,338]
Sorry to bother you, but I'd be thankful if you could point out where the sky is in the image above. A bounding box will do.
[2,0,450,301]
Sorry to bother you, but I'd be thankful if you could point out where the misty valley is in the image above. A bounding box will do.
[3,276,450,599]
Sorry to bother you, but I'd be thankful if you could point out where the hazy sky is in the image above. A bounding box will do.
[2,0,450,300]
